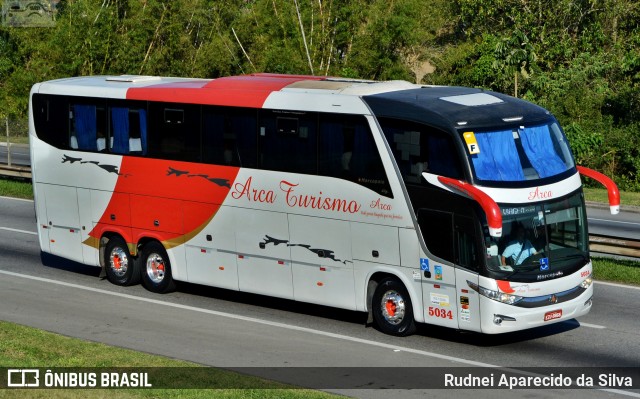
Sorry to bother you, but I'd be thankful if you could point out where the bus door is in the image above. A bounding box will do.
[39,184,84,264]
[453,215,482,332]
[417,209,458,329]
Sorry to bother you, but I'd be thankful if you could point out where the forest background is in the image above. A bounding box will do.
[1,0,639,191]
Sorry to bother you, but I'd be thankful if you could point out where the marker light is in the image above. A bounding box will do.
[468,281,523,305]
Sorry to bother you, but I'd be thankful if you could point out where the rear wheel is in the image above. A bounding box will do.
[372,278,416,336]
[140,241,176,293]
[104,237,139,286]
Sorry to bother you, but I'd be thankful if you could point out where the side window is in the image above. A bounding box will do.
[258,110,317,174]
[418,208,454,263]
[378,118,463,184]
[203,106,257,168]
[454,215,479,271]
[107,101,147,155]
[319,113,392,197]
[32,94,69,149]
[69,100,106,152]
[147,102,201,162]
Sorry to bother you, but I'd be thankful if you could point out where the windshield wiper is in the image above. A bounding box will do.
[503,263,542,279]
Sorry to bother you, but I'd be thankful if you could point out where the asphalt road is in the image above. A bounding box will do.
[0,196,639,398]
[586,205,640,239]
[0,143,30,166]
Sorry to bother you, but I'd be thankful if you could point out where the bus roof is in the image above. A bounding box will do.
[36,73,553,129]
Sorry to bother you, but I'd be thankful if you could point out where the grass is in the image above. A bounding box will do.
[592,257,640,286]
[0,321,341,398]
[1,136,30,145]
[0,176,33,199]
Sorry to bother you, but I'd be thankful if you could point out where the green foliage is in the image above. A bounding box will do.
[592,257,640,287]
[1,0,640,190]
[0,177,33,199]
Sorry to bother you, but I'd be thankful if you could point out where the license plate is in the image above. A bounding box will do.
[544,309,562,322]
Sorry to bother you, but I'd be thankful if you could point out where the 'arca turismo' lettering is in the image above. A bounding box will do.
[231,176,276,203]
[528,187,553,201]
[279,180,361,213]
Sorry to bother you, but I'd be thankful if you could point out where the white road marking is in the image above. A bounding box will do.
[0,196,33,202]
[0,269,496,367]
[579,322,606,329]
[0,226,37,235]
[595,280,640,291]
[0,269,639,397]
[589,217,640,226]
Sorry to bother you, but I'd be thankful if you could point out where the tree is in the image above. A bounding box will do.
[493,29,536,97]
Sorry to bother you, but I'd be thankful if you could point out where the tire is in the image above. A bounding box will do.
[104,237,139,286]
[372,277,416,336]
[140,241,176,293]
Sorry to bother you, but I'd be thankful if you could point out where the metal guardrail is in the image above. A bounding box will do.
[0,164,31,179]
[0,164,637,259]
[589,233,640,259]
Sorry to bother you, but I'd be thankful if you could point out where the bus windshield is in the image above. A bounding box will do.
[464,121,575,184]
[484,191,588,282]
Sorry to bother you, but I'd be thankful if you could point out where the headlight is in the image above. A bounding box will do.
[580,274,593,289]
[467,281,523,305]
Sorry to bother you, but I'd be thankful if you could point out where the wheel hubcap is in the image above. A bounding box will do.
[109,247,129,277]
[380,290,405,325]
[146,253,166,283]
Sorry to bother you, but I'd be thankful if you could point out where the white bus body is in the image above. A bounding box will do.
[29,74,616,335]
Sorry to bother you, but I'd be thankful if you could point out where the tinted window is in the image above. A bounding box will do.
[258,110,317,174]
[418,208,454,263]
[455,215,479,271]
[202,106,258,168]
[32,94,151,157]
[378,118,463,184]
[32,94,68,149]
[319,113,391,197]
[32,95,392,196]
[147,102,201,162]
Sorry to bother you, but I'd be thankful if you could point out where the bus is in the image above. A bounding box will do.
[29,73,620,335]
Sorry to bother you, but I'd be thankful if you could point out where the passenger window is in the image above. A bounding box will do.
[107,101,147,155]
[258,110,317,174]
[69,102,106,152]
[378,118,463,184]
[147,102,200,162]
[32,94,67,149]
[319,114,392,197]
[203,106,258,168]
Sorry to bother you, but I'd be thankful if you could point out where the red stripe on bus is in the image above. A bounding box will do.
[126,74,324,108]
[87,157,240,247]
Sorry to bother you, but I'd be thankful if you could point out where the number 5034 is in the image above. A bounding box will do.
[428,306,453,319]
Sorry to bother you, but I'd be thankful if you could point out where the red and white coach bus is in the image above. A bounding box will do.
[29,73,620,335]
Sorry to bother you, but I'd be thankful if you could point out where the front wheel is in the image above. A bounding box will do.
[140,241,176,293]
[372,278,416,336]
